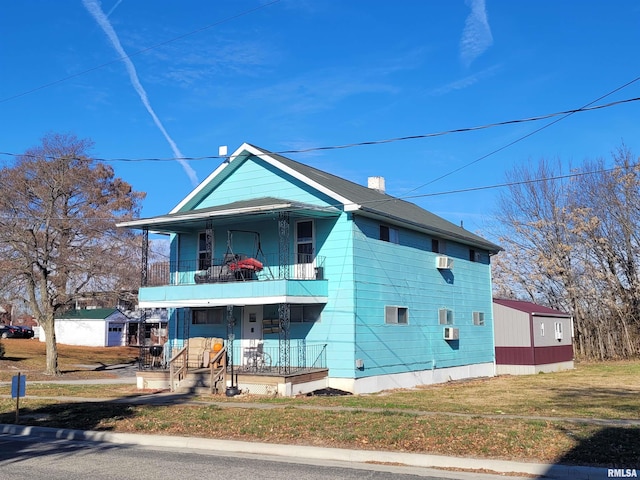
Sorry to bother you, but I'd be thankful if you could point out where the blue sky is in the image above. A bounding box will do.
[2,1,639,242]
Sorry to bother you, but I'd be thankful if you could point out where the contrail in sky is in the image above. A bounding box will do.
[460,0,493,67]
[83,0,199,186]
[106,0,124,17]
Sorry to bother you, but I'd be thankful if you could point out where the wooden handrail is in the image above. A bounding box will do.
[169,345,188,392]
[209,346,227,394]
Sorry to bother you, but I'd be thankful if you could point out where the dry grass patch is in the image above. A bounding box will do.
[0,339,138,381]
[2,400,637,466]
[265,360,640,420]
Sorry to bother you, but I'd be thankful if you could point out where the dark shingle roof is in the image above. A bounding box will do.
[250,144,501,252]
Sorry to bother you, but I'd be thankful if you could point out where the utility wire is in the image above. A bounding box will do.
[0,0,281,105]
[399,75,640,196]
[0,95,638,164]
[0,162,634,222]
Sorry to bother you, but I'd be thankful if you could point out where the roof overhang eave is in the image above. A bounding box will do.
[117,202,341,233]
[355,207,502,253]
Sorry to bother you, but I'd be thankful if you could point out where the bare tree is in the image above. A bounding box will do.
[0,133,145,375]
[493,147,640,359]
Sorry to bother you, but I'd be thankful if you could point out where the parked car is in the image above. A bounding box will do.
[15,326,35,338]
[0,325,20,339]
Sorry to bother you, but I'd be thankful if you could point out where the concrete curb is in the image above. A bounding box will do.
[0,424,608,479]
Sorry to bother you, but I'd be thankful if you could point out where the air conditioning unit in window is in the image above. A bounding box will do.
[436,256,454,270]
[444,327,459,340]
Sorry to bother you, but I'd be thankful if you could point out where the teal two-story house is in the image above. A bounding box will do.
[119,143,501,395]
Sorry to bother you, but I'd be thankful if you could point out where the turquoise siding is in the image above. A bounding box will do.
[193,157,336,210]
[153,152,494,382]
[141,279,328,304]
[352,216,494,378]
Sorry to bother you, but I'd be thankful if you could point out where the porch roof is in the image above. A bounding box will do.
[117,197,340,234]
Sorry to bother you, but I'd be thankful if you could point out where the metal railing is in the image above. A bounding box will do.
[146,253,325,287]
[232,343,327,375]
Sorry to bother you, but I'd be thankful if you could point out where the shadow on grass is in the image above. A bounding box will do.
[540,426,640,478]
[551,386,640,417]
[0,387,203,432]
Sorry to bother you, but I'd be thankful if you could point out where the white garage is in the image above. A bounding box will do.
[41,308,130,347]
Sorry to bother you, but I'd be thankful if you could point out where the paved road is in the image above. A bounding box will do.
[0,434,491,480]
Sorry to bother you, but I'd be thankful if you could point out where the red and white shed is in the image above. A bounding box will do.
[493,298,574,375]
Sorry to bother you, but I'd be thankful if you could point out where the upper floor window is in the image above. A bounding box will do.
[385,306,408,324]
[432,239,445,253]
[439,308,453,325]
[380,225,399,244]
[473,311,485,326]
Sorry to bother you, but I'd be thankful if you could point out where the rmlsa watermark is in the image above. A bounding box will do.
[608,469,638,478]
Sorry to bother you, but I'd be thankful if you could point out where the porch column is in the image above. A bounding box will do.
[278,303,290,374]
[205,220,213,267]
[226,305,235,369]
[141,227,149,287]
[278,212,290,280]
[137,308,146,369]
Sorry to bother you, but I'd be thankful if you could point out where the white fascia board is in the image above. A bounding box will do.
[139,295,328,309]
[241,143,358,211]
[169,145,250,214]
[117,202,295,230]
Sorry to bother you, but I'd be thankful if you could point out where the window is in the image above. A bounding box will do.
[290,304,322,323]
[540,322,545,337]
[192,308,224,325]
[431,238,445,253]
[385,306,408,324]
[473,311,485,326]
[554,322,563,340]
[380,225,399,244]
[198,231,213,270]
[439,308,453,325]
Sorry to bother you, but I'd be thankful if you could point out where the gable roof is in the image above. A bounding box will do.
[119,143,501,252]
[56,308,120,320]
[493,298,570,317]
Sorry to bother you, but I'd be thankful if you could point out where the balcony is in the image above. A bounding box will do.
[140,253,328,308]
[146,253,325,286]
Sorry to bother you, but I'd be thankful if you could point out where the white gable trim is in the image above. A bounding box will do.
[171,143,360,214]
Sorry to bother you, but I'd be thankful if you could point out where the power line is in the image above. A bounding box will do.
[400,75,640,196]
[0,162,634,222]
[0,95,638,164]
[0,0,281,105]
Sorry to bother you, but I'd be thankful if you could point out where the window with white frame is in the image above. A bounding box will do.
[554,321,563,340]
[385,306,408,324]
[473,311,485,326]
[540,322,545,337]
[438,308,453,325]
[192,308,224,325]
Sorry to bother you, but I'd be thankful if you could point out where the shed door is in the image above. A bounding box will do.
[107,323,124,346]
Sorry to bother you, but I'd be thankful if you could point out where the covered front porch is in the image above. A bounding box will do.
[137,340,329,396]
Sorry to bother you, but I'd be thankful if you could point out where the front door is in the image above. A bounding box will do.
[242,306,263,365]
